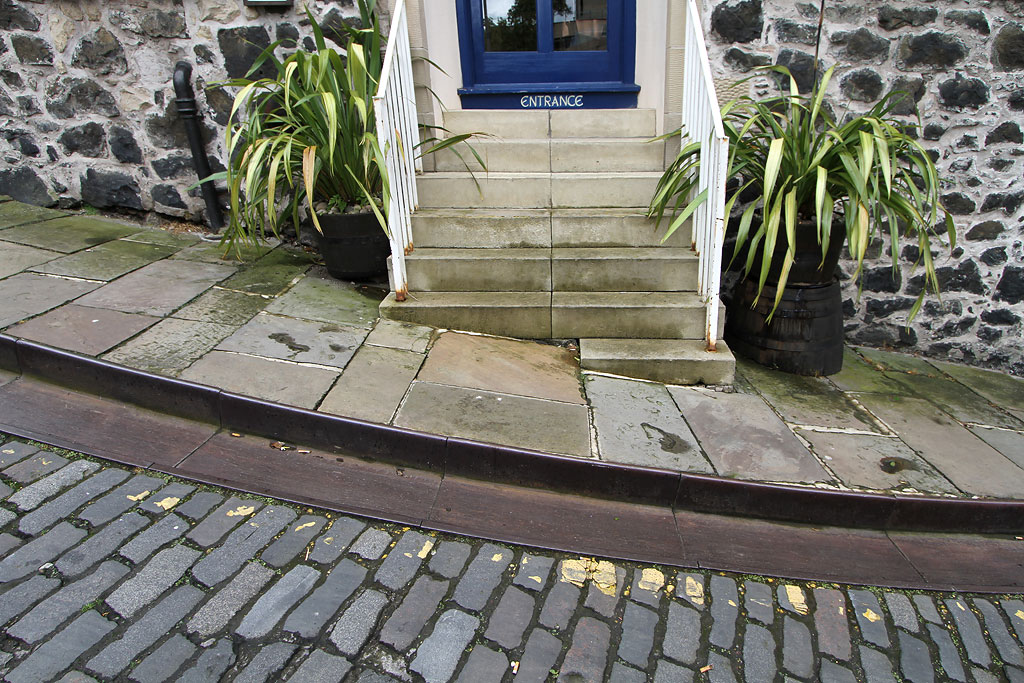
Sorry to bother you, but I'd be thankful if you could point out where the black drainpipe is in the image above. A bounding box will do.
[173,61,224,233]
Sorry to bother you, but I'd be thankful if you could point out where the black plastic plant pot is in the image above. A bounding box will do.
[314,211,390,281]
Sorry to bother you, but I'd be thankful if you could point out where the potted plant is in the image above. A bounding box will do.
[212,1,480,280]
[649,64,954,376]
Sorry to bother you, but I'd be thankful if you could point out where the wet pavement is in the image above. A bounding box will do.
[0,199,1022,501]
[1,436,1023,683]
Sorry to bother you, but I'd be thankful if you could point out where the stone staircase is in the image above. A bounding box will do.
[379,109,734,385]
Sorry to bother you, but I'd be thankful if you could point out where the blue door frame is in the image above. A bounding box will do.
[456,0,639,109]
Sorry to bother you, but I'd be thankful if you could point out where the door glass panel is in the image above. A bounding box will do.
[484,0,537,52]
[553,0,608,51]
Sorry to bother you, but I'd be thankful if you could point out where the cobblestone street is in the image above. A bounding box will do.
[1,436,1022,682]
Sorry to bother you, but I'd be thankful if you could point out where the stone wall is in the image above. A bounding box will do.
[703,0,1024,375]
[0,0,365,221]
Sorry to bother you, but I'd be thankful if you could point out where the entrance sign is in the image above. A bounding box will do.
[520,94,584,108]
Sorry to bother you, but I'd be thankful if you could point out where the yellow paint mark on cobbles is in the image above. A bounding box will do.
[529,576,543,584]
[665,584,675,594]
[419,541,435,559]
[559,558,618,596]
[490,552,504,562]
[863,609,881,623]
[638,568,665,594]
[322,537,334,545]
[2,449,14,454]
[126,491,150,502]
[592,561,617,596]
[154,497,180,511]
[955,602,966,612]
[785,586,809,615]
[226,506,255,517]
[1015,609,1024,622]
[560,559,589,587]
[40,459,51,466]
[685,577,704,606]
[728,600,737,607]
[295,522,315,532]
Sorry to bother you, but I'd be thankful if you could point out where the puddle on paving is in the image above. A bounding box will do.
[268,332,311,353]
[641,423,692,455]
[879,456,917,474]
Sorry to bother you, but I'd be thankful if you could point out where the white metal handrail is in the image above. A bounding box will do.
[683,0,729,351]
[374,0,420,301]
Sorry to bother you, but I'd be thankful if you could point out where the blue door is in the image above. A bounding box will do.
[456,0,639,109]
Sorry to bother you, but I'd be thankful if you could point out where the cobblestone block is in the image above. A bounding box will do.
[709,575,739,649]
[514,553,555,592]
[309,516,365,564]
[610,662,647,683]
[178,638,236,683]
[119,513,189,563]
[897,630,934,683]
[972,668,999,683]
[859,645,897,683]
[187,561,273,636]
[56,512,148,578]
[584,564,625,617]
[884,592,918,633]
[813,588,852,661]
[88,585,204,677]
[292,649,352,683]
[137,482,195,515]
[9,460,99,510]
[0,573,60,625]
[0,440,38,468]
[376,530,435,591]
[678,572,706,609]
[55,672,96,683]
[186,496,262,547]
[77,474,165,526]
[559,616,610,681]
[428,540,471,578]
[913,594,942,624]
[285,558,366,639]
[975,598,1023,667]
[0,531,19,558]
[0,521,86,582]
[484,585,535,650]
[3,451,68,484]
[456,645,507,683]
[129,633,195,683]
[4,610,115,683]
[411,609,480,683]
[664,601,701,665]
[236,564,319,639]
[517,628,563,681]
[744,581,774,625]
[350,527,392,560]
[452,543,512,611]
[192,505,295,587]
[260,514,326,567]
[653,659,694,682]
[706,652,737,683]
[330,589,389,656]
[539,579,580,629]
[19,468,130,536]
[743,623,777,683]
[356,671,403,683]
[9,560,128,643]
[234,642,297,683]
[174,491,223,520]
[105,544,200,618]
[381,574,449,650]
[782,617,813,679]
[820,660,857,683]
[778,584,810,616]
[0,506,14,529]
[1004,599,1024,640]
[945,598,991,667]
[0,481,11,501]
[617,601,658,668]
[850,590,890,648]
[926,623,967,682]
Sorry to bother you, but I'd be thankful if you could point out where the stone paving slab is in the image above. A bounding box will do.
[171,287,268,326]
[968,426,1024,470]
[418,331,585,404]
[884,370,1023,430]
[319,344,424,423]
[0,243,60,280]
[0,202,67,230]
[102,318,237,375]
[180,350,339,409]
[0,216,139,254]
[828,348,913,394]
[122,229,203,248]
[29,239,178,282]
[928,358,1024,413]
[216,312,368,368]
[171,239,278,264]
[75,259,235,316]
[0,273,100,329]
[7,304,158,356]
[364,319,435,353]
[264,266,384,327]
[395,381,592,457]
[217,246,315,295]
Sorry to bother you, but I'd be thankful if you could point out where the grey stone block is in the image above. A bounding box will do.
[483,585,535,650]
[0,573,60,626]
[913,594,942,624]
[284,559,366,639]
[4,611,115,683]
[516,628,563,681]
[56,512,148,578]
[975,598,1024,668]
[329,589,389,656]
[174,491,223,520]
[814,588,851,661]
[744,581,774,625]
[743,624,777,683]
[610,663,647,683]
[560,616,611,682]
[177,639,236,683]
[427,540,471,579]
[104,544,200,618]
[129,634,195,683]
[2,451,68,484]
[186,496,262,548]
[410,609,479,683]
[782,617,813,679]
[628,567,667,608]
[945,598,991,667]
[192,505,296,587]
[663,601,701,665]
[709,575,739,649]
[136,482,196,515]
[9,460,99,511]
[119,513,189,563]
[0,440,38,468]
[375,530,434,591]
[617,601,658,668]
[456,645,507,683]
[539,580,580,630]
[380,575,449,651]
[820,661,857,683]
[77,474,165,526]
[850,590,890,648]
[451,543,512,611]
[19,468,130,536]
[308,517,364,564]
[583,564,625,618]
[778,584,809,616]
[236,564,320,640]
[859,645,897,683]
[927,623,967,682]
[884,592,919,633]
[677,572,706,610]
[706,653,738,683]
[349,527,392,560]
[898,630,934,683]
[290,649,352,683]
[188,561,275,637]
[260,514,326,567]
[513,553,554,592]
[0,532,19,558]
[653,659,694,683]
[234,642,297,683]
[0,521,86,582]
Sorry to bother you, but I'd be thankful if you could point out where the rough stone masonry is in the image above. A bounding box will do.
[705,0,1024,375]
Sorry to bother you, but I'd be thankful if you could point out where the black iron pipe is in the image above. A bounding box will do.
[173,61,223,232]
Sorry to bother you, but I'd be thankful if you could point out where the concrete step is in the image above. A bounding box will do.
[417,172,662,209]
[442,108,657,139]
[433,138,666,173]
[551,292,716,339]
[580,338,736,385]
[412,208,690,249]
[405,248,551,292]
[380,291,552,338]
[552,248,697,292]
